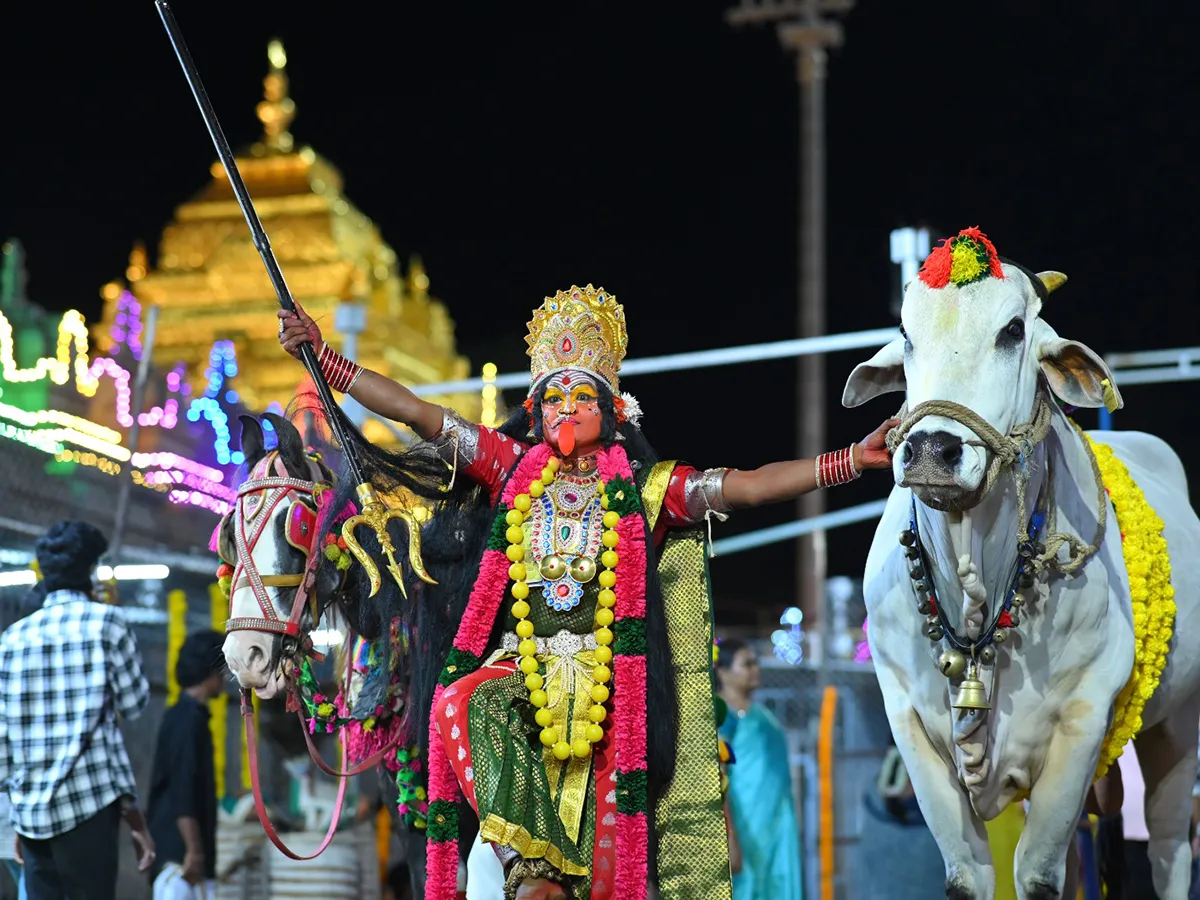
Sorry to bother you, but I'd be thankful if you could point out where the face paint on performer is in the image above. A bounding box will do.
[541,370,603,458]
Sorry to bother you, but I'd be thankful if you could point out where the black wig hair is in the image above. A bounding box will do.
[36,520,108,594]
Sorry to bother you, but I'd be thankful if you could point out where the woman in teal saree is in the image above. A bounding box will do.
[717,639,803,900]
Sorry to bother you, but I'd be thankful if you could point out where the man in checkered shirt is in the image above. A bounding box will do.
[0,521,152,900]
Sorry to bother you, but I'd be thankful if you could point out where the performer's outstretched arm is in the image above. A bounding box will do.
[721,418,897,509]
[278,306,445,438]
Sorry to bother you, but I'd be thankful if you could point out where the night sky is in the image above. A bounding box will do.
[1,2,1195,627]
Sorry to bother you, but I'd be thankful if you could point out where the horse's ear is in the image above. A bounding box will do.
[239,416,266,468]
[262,412,310,478]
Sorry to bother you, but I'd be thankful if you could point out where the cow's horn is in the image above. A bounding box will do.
[1036,271,1068,295]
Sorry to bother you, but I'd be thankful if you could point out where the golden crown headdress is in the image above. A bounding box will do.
[525,284,628,396]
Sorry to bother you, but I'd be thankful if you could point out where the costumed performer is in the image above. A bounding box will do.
[277,284,897,900]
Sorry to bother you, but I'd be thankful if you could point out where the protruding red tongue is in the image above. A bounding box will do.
[558,420,576,457]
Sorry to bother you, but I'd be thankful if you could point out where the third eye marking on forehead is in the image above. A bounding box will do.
[547,371,598,394]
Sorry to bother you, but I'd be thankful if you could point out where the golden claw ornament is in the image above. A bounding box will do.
[341,482,437,598]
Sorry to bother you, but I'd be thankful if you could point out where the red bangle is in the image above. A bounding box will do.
[815,446,860,489]
[318,343,363,394]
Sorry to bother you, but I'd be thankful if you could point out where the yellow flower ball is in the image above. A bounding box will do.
[602,530,620,549]
[552,741,572,761]
[511,581,530,601]
[511,599,531,619]
[516,619,535,639]
[547,456,561,473]
[506,509,524,527]
[593,664,611,684]
[598,588,616,608]
[514,494,532,513]
[530,481,545,498]
[525,672,544,691]
[506,525,524,545]
[588,705,607,724]
[316,702,335,718]
[594,645,613,665]
[506,544,525,563]
[540,727,558,748]
[590,684,609,704]
[601,550,619,569]
[602,511,621,529]
[598,570,617,589]
[585,723,604,743]
[572,739,592,759]
[595,627,613,646]
[541,467,556,485]
[529,689,549,708]
[535,708,554,728]
[509,562,528,582]
[595,608,614,627]
[518,639,538,657]
[519,656,539,675]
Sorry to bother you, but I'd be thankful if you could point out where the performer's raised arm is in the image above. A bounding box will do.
[277,305,444,438]
[721,417,898,508]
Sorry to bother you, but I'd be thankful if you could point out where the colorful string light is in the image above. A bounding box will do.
[108,291,145,360]
[186,341,241,466]
[0,307,249,516]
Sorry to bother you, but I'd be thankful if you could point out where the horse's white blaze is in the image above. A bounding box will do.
[846,264,1200,898]
[224,495,294,697]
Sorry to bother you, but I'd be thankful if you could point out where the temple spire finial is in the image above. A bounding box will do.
[255,39,295,154]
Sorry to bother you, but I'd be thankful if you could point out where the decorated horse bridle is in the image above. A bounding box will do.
[224,453,324,646]
[221,452,403,861]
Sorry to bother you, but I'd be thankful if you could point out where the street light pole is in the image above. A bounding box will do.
[726,0,853,648]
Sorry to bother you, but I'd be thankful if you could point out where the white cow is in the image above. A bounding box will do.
[844,243,1200,900]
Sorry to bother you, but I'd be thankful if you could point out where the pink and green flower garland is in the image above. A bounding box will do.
[425,442,650,899]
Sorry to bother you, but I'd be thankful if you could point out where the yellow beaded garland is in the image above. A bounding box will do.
[506,461,617,760]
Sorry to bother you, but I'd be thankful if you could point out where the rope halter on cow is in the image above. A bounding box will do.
[886,381,1107,577]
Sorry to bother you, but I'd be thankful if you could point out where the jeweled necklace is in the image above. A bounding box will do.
[504,455,620,760]
[899,482,1047,689]
[531,467,604,611]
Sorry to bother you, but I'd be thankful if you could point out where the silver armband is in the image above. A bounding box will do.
[428,407,479,467]
[683,467,732,520]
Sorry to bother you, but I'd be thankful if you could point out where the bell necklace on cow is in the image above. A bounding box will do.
[898,478,1049,702]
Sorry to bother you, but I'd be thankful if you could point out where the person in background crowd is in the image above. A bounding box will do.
[146,630,226,900]
[1190,725,1200,900]
[0,790,26,900]
[715,638,803,900]
[0,520,155,900]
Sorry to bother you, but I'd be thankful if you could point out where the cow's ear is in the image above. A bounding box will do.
[1032,320,1121,411]
[843,338,906,408]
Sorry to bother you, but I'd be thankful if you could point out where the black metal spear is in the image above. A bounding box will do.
[155,1,432,596]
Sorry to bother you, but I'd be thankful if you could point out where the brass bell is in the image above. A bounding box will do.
[937,649,967,678]
[917,598,933,616]
[952,666,991,713]
[979,645,996,665]
[909,564,925,581]
[899,529,916,547]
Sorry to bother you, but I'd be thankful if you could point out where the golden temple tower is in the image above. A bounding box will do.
[94,41,479,446]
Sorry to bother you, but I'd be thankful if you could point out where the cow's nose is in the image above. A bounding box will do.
[903,430,964,472]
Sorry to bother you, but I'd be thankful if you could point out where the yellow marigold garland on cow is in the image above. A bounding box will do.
[1086,434,1176,780]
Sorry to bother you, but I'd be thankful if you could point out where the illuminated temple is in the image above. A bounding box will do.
[93,40,479,449]
[0,42,484,566]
